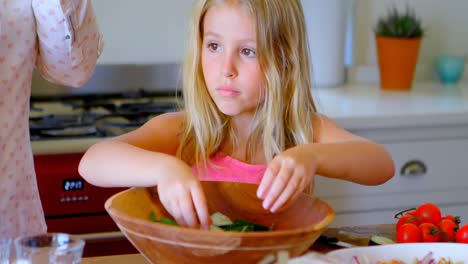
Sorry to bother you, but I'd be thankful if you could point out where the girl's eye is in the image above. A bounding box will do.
[207,43,219,52]
[241,48,256,57]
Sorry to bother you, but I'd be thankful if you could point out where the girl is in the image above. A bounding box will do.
[79,0,395,230]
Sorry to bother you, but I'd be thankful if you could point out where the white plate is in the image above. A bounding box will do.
[327,243,468,263]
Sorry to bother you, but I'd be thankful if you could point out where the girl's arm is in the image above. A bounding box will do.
[32,0,103,87]
[310,113,395,185]
[78,112,185,187]
[78,112,211,228]
[258,113,395,212]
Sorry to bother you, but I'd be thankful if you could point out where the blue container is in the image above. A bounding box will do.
[435,55,465,84]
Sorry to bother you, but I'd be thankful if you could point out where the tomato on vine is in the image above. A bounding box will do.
[396,223,422,243]
[404,210,419,217]
[419,223,440,242]
[456,224,468,243]
[416,203,441,225]
[396,214,420,231]
[393,203,467,244]
[441,214,461,227]
[438,218,457,242]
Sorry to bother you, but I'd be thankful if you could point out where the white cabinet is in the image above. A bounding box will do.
[316,124,468,227]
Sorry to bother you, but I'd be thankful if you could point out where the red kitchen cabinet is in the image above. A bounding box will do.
[34,153,127,234]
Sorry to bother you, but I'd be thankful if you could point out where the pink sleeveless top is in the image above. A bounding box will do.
[193,153,267,184]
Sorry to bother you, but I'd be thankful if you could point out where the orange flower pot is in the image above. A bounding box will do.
[376,36,422,90]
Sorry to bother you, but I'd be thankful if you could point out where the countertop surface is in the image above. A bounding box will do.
[82,254,149,264]
[32,82,468,154]
[314,82,468,130]
[80,225,396,264]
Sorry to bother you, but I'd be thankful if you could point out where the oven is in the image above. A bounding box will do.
[30,89,181,256]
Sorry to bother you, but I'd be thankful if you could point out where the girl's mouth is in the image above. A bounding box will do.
[217,87,240,97]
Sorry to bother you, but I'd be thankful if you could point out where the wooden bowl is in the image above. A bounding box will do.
[105,182,334,264]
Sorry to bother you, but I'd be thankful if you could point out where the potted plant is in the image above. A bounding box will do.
[375,6,425,90]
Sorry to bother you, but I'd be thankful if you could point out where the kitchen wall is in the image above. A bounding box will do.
[33,0,468,94]
[354,0,468,66]
[92,0,193,64]
[32,1,194,94]
[93,0,468,68]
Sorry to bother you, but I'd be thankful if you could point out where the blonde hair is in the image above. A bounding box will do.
[177,0,317,166]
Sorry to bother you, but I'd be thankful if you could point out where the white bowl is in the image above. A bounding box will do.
[327,243,468,263]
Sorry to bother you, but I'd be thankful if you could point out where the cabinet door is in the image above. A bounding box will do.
[315,138,468,226]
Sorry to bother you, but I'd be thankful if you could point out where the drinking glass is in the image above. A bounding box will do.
[0,238,12,264]
[435,55,465,84]
[14,233,85,264]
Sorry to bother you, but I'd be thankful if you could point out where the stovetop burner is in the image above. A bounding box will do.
[30,90,181,140]
[117,100,178,115]
[30,113,100,129]
[29,113,105,140]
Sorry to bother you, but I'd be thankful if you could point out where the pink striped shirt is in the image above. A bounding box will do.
[0,0,102,238]
[193,153,267,184]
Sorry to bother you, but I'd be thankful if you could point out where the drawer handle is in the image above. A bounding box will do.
[400,160,427,176]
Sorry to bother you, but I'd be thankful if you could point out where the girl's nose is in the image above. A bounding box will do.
[222,54,237,78]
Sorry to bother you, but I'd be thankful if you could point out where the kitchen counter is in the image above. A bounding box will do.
[314,82,468,130]
[32,81,468,154]
[82,254,149,264]
[81,225,396,264]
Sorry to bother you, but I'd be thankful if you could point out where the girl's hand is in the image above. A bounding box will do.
[156,163,211,229]
[257,145,317,212]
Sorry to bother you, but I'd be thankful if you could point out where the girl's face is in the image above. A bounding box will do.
[201,2,264,119]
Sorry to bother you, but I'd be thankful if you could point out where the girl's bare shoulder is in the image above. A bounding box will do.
[145,111,186,128]
[114,111,186,154]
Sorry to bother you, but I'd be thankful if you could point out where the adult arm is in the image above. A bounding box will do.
[32,0,103,87]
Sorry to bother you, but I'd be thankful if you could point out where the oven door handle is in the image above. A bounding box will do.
[74,231,125,241]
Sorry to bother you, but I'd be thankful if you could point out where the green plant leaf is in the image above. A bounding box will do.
[375,6,424,38]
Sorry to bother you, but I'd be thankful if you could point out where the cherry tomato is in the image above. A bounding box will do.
[419,223,440,242]
[456,224,468,243]
[396,214,420,231]
[438,219,457,242]
[441,214,461,227]
[416,203,441,225]
[405,210,419,217]
[396,223,422,243]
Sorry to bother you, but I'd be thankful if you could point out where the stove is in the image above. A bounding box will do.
[30,89,182,141]
[29,89,181,256]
